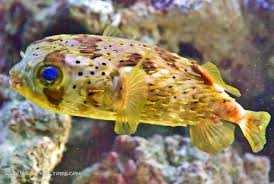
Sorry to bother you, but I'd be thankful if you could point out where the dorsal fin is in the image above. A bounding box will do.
[103,25,138,40]
[202,62,241,97]
[103,25,125,38]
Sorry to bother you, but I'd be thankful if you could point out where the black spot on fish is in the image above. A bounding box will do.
[102,62,106,65]
[90,71,94,75]
[102,72,105,76]
[73,85,76,89]
[76,60,80,64]
[78,72,83,76]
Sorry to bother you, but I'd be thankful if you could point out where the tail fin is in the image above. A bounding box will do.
[239,110,271,152]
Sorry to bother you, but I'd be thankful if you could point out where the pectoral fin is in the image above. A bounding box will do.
[114,56,148,135]
[189,120,235,153]
[202,62,241,97]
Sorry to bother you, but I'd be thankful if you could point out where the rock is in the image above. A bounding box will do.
[0,74,71,184]
[244,153,271,184]
[1,0,272,98]
[0,0,273,183]
[73,135,271,184]
[51,120,116,184]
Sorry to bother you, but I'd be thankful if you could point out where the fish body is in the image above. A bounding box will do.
[9,34,271,153]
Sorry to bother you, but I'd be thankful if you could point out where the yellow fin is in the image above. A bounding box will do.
[103,25,125,38]
[190,121,235,154]
[202,62,241,97]
[239,111,271,152]
[114,53,148,135]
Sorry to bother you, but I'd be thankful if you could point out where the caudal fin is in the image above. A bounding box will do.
[239,110,271,152]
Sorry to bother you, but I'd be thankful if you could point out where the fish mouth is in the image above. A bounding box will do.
[9,69,23,89]
[9,77,22,89]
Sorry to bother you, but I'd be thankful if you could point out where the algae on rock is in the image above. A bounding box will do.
[73,135,271,184]
[0,74,71,184]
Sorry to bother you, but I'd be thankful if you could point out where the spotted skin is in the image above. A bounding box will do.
[8,34,243,125]
[9,34,271,154]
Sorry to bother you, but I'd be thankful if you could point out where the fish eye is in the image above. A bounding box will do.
[40,65,60,84]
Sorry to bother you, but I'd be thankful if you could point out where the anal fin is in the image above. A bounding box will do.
[190,120,235,153]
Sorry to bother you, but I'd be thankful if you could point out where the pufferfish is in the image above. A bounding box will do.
[9,27,271,153]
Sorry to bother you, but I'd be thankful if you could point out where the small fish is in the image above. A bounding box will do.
[9,27,271,153]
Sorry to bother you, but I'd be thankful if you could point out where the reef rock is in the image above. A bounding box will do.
[73,135,271,184]
[1,0,272,98]
[0,74,71,184]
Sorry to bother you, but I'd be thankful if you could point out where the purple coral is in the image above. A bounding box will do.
[244,0,274,10]
[151,0,174,11]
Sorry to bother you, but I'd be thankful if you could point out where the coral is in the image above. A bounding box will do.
[150,0,174,11]
[0,74,72,184]
[73,135,271,184]
[0,0,273,183]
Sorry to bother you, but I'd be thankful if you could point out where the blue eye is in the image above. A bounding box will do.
[41,66,59,82]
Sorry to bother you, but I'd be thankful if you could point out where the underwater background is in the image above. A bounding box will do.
[0,0,273,183]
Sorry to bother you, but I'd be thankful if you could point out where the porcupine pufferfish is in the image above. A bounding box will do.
[9,26,271,153]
